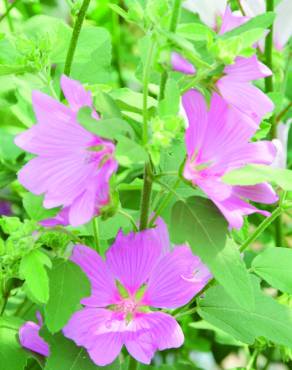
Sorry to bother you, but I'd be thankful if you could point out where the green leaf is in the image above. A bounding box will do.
[198,276,292,347]
[0,65,34,76]
[0,131,22,160]
[177,23,215,41]
[45,259,90,333]
[77,107,133,140]
[93,90,122,119]
[223,164,292,191]
[115,136,147,167]
[0,316,28,370]
[170,196,254,310]
[252,248,292,294]
[44,332,118,370]
[110,88,157,113]
[158,79,180,117]
[220,12,276,39]
[23,193,59,222]
[19,249,51,304]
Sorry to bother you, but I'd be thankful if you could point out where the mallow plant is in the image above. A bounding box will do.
[0,0,292,369]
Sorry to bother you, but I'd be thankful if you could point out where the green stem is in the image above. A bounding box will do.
[128,356,138,370]
[118,210,138,232]
[139,162,153,230]
[149,178,181,227]
[111,1,125,87]
[3,0,14,31]
[246,348,259,370]
[142,40,156,145]
[235,0,246,16]
[158,0,182,101]
[0,0,19,23]
[240,207,282,252]
[264,0,274,97]
[175,306,197,319]
[62,0,91,80]
[92,217,100,254]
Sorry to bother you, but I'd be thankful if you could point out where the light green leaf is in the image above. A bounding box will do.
[77,107,133,140]
[223,164,292,191]
[198,276,292,347]
[110,88,157,112]
[45,259,90,333]
[93,90,122,119]
[0,131,22,160]
[221,12,276,39]
[177,23,215,41]
[0,317,28,370]
[252,247,292,294]
[158,79,180,117]
[19,249,52,304]
[170,197,254,310]
[0,65,34,76]
[23,193,59,222]
[116,136,147,167]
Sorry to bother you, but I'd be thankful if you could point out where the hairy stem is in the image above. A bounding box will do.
[158,0,182,101]
[62,0,91,80]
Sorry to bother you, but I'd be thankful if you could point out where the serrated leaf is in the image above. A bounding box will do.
[45,259,90,333]
[252,248,292,294]
[19,249,51,304]
[198,276,292,348]
[170,196,254,310]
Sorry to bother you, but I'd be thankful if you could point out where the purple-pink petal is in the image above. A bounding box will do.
[70,244,120,307]
[219,5,249,34]
[233,183,279,204]
[224,56,272,81]
[171,52,196,75]
[106,218,169,295]
[142,246,212,309]
[125,312,184,364]
[19,316,49,357]
[15,76,118,227]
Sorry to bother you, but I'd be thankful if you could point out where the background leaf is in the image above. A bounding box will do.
[45,259,90,333]
[170,196,254,310]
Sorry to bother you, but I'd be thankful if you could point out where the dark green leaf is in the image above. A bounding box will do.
[198,276,292,347]
[44,333,119,370]
[45,259,90,333]
[170,197,254,310]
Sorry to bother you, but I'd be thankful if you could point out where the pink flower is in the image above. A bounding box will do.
[19,312,50,357]
[63,218,211,366]
[182,89,278,229]
[173,53,274,128]
[15,75,118,227]
[216,55,274,126]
